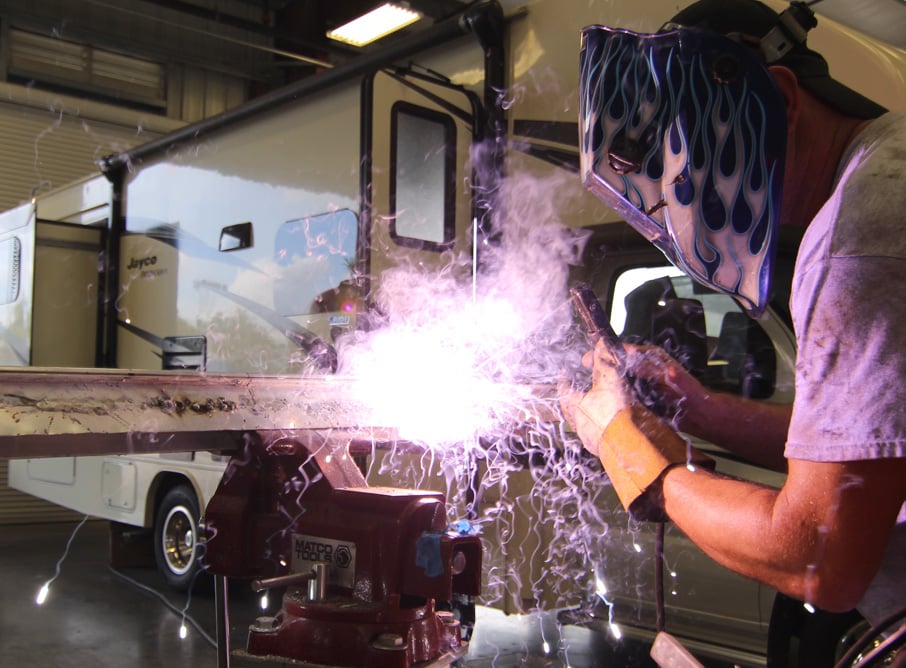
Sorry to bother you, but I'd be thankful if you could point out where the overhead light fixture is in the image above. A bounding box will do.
[326,3,421,47]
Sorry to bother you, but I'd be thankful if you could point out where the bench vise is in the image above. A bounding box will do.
[203,431,482,667]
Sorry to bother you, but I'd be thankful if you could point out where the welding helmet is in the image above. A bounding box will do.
[579,23,788,316]
[579,0,887,317]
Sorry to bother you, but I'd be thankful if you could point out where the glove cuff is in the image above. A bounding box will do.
[598,405,712,522]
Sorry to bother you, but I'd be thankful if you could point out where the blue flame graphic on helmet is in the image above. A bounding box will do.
[580,26,786,316]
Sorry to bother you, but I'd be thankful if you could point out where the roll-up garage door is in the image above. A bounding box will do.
[0,82,183,211]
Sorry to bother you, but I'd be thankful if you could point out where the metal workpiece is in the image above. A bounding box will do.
[0,367,560,458]
[0,367,372,434]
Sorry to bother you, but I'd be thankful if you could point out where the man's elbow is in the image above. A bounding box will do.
[806,588,862,614]
[784,568,870,614]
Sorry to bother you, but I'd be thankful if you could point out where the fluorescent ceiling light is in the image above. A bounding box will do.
[326,3,421,47]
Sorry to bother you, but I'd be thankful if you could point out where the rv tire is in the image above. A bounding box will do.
[154,484,203,591]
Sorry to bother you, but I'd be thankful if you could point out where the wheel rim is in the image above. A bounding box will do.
[161,504,196,576]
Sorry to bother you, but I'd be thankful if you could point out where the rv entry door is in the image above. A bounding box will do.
[363,65,481,294]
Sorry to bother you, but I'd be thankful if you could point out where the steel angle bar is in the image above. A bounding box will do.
[0,368,560,458]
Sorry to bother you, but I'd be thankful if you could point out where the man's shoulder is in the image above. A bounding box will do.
[820,112,906,260]
[844,113,906,181]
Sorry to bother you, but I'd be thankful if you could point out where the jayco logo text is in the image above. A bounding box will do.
[127,255,157,270]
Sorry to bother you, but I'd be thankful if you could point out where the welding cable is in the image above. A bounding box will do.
[655,522,666,633]
[40,515,90,599]
[107,566,217,649]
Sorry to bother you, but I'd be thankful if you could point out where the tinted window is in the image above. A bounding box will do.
[613,266,780,400]
[390,102,455,249]
[273,209,357,317]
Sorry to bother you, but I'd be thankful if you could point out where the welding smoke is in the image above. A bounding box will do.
[336,165,589,446]
[329,150,628,616]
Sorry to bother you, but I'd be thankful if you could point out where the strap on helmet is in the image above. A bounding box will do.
[760,1,819,63]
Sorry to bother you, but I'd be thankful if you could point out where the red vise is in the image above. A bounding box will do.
[203,431,482,667]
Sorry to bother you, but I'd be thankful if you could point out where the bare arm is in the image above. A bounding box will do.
[661,456,906,612]
[561,341,906,610]
[679,387,791,471]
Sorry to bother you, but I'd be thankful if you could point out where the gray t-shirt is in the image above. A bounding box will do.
[787,112,906,624]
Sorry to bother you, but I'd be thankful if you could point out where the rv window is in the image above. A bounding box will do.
[390,102,455,250]
[0,237,22,305]
[273,209,358,317]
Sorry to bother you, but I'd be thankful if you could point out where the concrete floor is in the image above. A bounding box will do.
[0,520,666,668]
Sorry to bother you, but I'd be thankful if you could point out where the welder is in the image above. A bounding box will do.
[559,0,906,652]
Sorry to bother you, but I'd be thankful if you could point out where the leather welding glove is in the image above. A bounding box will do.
[559,339,712,522]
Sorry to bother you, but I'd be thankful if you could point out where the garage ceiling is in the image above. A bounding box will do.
[1,0,903,96]
[0,0,475,89]
[228,0,906,52]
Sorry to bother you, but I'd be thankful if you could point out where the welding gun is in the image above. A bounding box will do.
[569,282,670,417]
[569,283,626,368]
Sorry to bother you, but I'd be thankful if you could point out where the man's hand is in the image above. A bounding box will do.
[625,345,701,416]
[558,339,633,456]
[559,340,712,521]
[627,343,792,471]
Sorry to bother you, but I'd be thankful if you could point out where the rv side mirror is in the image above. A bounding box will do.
[219,222,253,252]
[709,312,777,400]
[651,298,709,378]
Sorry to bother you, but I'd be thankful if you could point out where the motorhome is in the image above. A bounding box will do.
[4,0,905,664]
